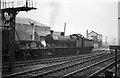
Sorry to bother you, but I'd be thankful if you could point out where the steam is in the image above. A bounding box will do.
[49,0,62,27]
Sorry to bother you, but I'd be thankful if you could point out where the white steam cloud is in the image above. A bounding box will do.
[49,0,63,27]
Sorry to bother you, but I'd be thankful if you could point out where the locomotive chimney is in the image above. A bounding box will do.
[50,30,54,35]
[86,30,88,38]
[61,32,64,36]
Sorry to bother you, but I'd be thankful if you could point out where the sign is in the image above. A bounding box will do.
[110,45,120,50]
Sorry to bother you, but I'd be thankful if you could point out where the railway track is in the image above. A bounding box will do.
[3,49,106,68]
[3,51,106,71]
[2,51,111,78]
[91,61,120,77]
[3,53,91,71]
[46,52,118,78]
[61,56,120,78]
[89,51,120,77]
[88,61,120,78]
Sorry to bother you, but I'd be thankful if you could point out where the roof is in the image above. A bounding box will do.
[16,17,50,28]
[88,31,102,36]
[0,17,50,28]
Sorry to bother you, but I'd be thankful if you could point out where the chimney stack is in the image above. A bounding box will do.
[86,30,88,38]
[64,22,66,36]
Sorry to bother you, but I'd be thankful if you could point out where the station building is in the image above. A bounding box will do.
[86,30,102,48]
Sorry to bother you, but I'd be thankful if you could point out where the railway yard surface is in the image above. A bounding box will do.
[2,50,120,78]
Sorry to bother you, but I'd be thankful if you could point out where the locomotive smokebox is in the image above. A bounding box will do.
[45,34,54,44]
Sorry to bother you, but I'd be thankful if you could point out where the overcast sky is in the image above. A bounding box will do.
[17,0,118,44]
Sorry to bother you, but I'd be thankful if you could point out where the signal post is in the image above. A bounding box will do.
[1,0,36,72]
[110,45,120,77]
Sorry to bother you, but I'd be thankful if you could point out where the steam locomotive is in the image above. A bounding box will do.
[45,33,94,48]
[2,28,94,62]
[45,31,94,56]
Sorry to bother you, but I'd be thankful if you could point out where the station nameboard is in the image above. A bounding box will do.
[110,45,120,50]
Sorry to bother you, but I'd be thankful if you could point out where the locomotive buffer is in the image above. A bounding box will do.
[1,0,36,72]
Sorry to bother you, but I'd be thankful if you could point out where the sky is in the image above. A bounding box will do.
[16,0,118,44]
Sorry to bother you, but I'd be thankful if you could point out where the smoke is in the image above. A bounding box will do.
[49,0,62,27]
[63,0,70,22]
